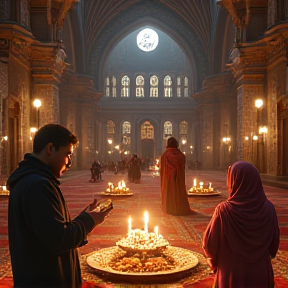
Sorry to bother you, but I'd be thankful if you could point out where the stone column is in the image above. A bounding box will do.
[59,72,102,169]
[228,46,267,172]
[30,44,67,126]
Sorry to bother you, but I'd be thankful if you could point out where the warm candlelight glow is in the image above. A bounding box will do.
[209,183,212,189]
[154,226,159,239]
[144,211,149,233]
[3,186,6,191]
[193,179,196,187]
[199,182,204,189]
[128,216,132,235]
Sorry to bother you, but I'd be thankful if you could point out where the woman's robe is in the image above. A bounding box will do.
[203,161,280,288]
[160,147,192,215]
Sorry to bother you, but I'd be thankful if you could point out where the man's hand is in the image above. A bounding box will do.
[86,204,113,226]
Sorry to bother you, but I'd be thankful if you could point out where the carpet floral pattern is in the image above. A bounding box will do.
[0,170,287,287]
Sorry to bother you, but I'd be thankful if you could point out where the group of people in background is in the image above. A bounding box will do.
[89,160,104,182]
[89,154,144,184]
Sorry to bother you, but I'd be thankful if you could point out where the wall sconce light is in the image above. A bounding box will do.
[259,126,268,134]
[33,99,42,129]
[222,137,231,143]
[255,99,263,109]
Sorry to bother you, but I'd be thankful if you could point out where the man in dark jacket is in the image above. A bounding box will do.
[7,124,113,288]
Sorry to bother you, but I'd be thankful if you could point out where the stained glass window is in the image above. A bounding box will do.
[150,75,158,97]
[121,75,130,97]
[164,75,172,97]
[136,75,144,97]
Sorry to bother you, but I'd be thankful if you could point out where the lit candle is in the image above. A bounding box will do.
[193,179,196,187]
[200,182,204,189]
[154,226,158,239]
[209,183,212,189]
[128,216,132,236]
[3,186,6,191]
[144,211,149,233]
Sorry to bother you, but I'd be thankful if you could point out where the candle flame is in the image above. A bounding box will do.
[144,211,149,233]
[144,211,149,222]
[154,226,158,234]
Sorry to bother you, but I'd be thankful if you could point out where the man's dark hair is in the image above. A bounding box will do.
[33,124,78,153]
[166,137,179,148]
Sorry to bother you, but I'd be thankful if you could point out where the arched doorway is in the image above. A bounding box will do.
[141,121,155,162]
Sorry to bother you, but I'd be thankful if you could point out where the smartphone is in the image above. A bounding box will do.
[94,199,113,212]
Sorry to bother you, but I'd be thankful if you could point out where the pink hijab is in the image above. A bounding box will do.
[219,161,278,262]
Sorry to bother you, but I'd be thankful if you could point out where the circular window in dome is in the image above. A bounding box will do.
[137,28,159,52]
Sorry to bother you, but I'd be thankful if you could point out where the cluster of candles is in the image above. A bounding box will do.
[152,159,160,177]
[116,211,169,250]
[106,180,130,193]
[188,179,214,193]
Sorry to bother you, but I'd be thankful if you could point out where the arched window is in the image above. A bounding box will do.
[164,121,172,138]
[107,120,115,134]
[122,121,131,145]
[112,76,117,97]
[141,121,154,139]
[177,76,181,97]
[164,75,172,97]
[121,75,130,97]
[105,77,110,97]
[184,76,189,97]
[179,121,188,135]
[150,75,158,97]
[136,75,144,97]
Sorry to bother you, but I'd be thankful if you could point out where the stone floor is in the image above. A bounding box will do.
[0,169,287,287]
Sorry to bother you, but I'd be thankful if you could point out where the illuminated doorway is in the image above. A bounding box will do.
[141,121,154,160]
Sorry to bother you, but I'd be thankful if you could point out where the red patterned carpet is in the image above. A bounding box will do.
[0,169,288,287]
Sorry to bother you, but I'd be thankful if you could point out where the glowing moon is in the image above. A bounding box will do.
[137,28,159,52]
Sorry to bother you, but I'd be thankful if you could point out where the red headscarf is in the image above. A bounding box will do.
[219,161,278,262]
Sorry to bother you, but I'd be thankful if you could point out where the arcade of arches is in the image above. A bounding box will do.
[0,0,288,177]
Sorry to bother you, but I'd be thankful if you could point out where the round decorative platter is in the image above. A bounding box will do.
[187,190,221,196]
[100,191,133,196]
[86,246,199,283]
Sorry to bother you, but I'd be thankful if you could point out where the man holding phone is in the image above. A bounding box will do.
[7,124,113,288]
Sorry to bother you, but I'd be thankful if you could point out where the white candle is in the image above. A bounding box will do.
[193,179,196,187]
[154,226,159,239]
[200,182,204,189]
[3,186,6,191]
[209,182,212,189]
[144,211,149,233]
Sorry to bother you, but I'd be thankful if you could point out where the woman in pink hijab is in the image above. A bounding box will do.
[203,161,280,288]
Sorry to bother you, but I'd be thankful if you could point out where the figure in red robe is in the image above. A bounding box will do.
[203,161,280,288]
[160,137,193,216]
